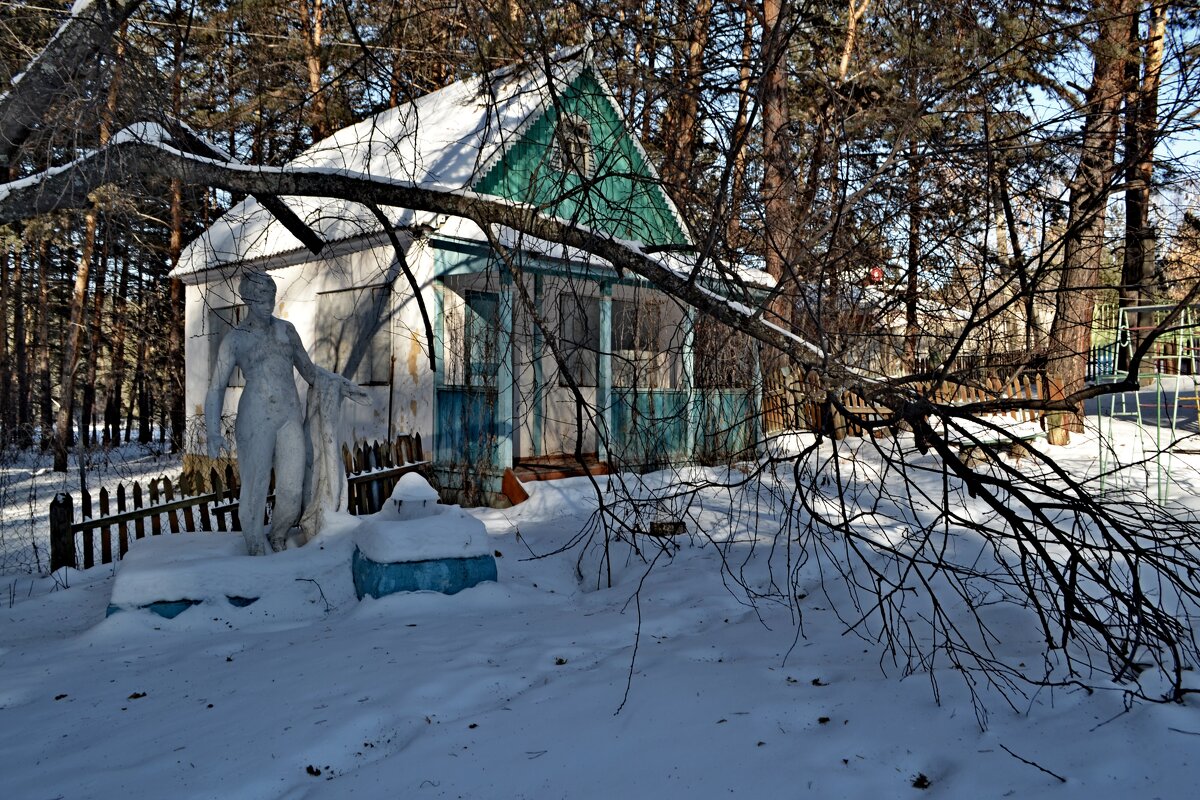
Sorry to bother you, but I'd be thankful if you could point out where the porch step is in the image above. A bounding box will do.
[501,468,530,506]
[512,456,611,483]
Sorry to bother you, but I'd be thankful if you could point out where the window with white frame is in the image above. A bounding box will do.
[613,297,665,388]
[550,113,594,178]
[313,286,393,385]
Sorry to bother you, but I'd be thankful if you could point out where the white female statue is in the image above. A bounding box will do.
[206,271,366,555]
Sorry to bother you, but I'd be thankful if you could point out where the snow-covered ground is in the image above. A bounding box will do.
[2,421,1199,799]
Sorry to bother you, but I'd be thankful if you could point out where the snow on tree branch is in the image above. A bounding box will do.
[0,128,835,373]
[0,0,145,169]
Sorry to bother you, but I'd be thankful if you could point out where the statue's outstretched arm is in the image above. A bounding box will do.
[287,322,319,385]
[289,321,368,403]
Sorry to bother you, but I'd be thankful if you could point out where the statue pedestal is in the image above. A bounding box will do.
[103,525,360,622]
[103,475,496,617]
[350,473,497,599]
[351,549,497,599]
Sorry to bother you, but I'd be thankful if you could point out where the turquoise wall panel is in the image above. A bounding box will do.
[473,68,687,248]
[436,387,498,467]
[611,388,690,466]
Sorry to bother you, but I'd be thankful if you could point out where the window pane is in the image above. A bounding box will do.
[464,291,499,387]
[559,294,598,387]
[612,298,663,388]
[314,287,392,385]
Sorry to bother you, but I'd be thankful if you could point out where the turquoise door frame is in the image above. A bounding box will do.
[531,275,545,458]
[497,271,515,469]
[432,247,515,488]
[597,282,612,462]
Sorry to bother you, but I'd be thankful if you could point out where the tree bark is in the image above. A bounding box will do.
[166,14,187,452]
[105,243,130,446]
[659,0,714,208]
[298,0,329,140]
[0,242,11,441]
[34,239,52,450]
[14,243,31,447]
[1121,3,1167,358]
[762,0,795,334]
[135,268,151,445]
[1046,0,1136,444]
[725,9,756,251]
[53,211,98,470]
[903,153,923,370]
[0,0,143,169]
[81,219,109,447]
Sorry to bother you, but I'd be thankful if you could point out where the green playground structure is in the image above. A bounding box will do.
[1093,303,1200,502]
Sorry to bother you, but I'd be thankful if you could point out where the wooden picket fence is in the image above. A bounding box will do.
[763,368,824,433]
[764,369,1044,439]
[49,433,425,572]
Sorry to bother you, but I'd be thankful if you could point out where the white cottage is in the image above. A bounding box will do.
[173,50,766,502]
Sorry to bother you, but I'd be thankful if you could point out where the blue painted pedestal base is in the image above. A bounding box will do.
[352,547,497,600]
[106,595,259,619]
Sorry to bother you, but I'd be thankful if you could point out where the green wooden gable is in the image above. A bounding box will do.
[472,67,688,249]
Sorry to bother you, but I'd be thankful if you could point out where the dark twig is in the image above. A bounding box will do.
[295,578,331,612]
[998,743,1067,784]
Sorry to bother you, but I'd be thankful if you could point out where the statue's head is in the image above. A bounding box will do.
[239,271,277,308]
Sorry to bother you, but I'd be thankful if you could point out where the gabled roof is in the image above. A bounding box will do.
[173,50,689,276]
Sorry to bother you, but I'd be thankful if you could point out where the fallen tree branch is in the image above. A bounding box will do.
[0,0,145,168]
[0,130,834,375]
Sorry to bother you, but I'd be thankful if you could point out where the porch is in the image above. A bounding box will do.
[427,239,761,500]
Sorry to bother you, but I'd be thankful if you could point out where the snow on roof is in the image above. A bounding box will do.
[173,51,594,276]
[429,213,774,294]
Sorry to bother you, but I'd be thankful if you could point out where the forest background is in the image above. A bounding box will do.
[2,0,1200,464]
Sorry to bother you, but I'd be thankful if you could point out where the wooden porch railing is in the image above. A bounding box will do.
[49,433,425,572]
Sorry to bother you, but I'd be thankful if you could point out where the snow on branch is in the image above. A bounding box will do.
[0,128,836,375]
[0,0,145,168]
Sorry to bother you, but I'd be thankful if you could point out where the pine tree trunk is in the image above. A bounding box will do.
[14,243,30,448]
[903,155,923,370]
[137,354,152,445]
[725,10,755,251]
[135,268,151,445]
[34,239,52,450]
[1046,0,1135,444]
[165,16,187,453]
[298,0,328,140]
[0,243,12,442]
[659,0,713,208]
[82,219,108,447]
[104,243,130,446]
[1121,3,1167,357]
[53,212,98,471]
[762,0,794,334]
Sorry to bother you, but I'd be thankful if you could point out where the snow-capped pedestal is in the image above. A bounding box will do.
[386,471,442,520]
[351,475,497,599]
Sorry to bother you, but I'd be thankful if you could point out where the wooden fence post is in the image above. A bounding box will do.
[49,493,75,572]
